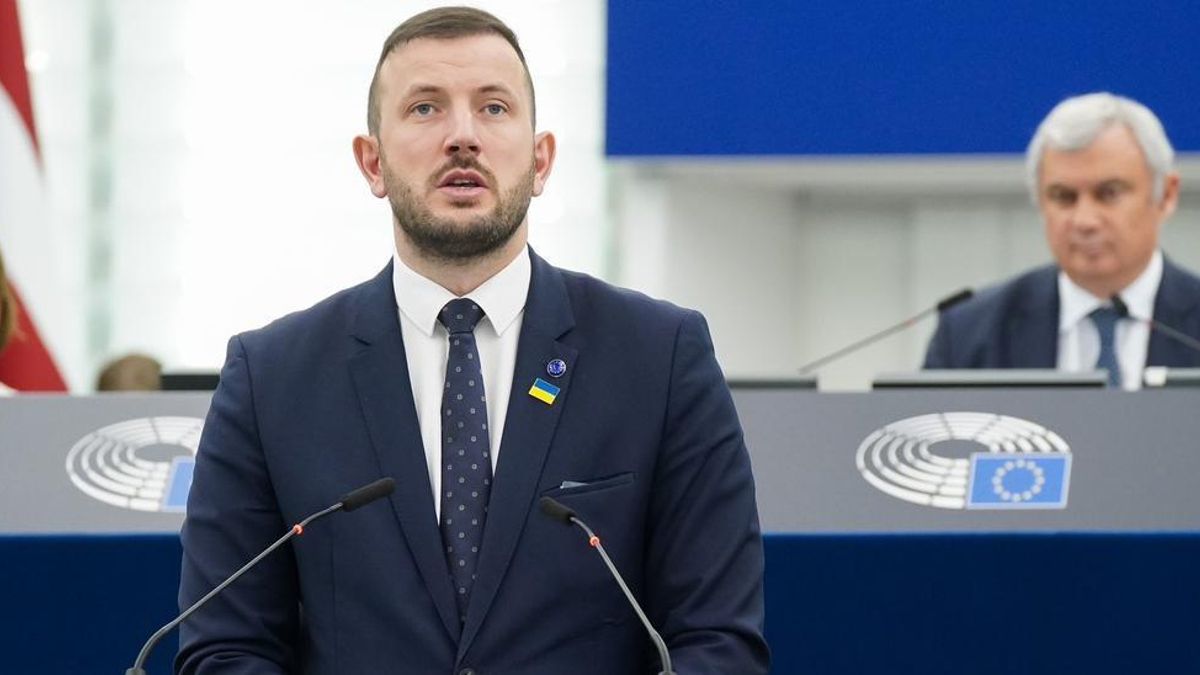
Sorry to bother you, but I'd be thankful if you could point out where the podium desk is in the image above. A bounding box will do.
[2,390,1198,673]
[1,394,204,675]
[740,387,1200,674]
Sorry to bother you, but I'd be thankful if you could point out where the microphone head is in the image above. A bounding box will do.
[936,288,974,313]
[539,496,577,524]
[339,477,396,512]
[1110,294,1130,318]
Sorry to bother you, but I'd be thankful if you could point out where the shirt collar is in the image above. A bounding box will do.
[392,246,531,338]
[1058,249,1163,331]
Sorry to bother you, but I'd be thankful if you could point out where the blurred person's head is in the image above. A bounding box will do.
[353,6,556,272]
[97,353,162,391]
[1026,93,1180,298]
[0,247,13,353]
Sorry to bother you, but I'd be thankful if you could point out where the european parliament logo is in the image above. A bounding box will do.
[856,412,1072,511]
[65,416,203,513]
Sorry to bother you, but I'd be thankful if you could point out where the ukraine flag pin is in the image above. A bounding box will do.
[528,377,561,405]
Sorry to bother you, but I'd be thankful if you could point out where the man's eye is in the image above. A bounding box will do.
[1048,190,1076,207]
[484,103,506,116]
[1096,185,1121,202]
[412,103,435,116]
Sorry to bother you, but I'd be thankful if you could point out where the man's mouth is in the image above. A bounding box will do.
[1070,237,1109,255]
[437,170,489,196]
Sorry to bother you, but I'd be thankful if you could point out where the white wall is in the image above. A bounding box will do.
[17,0,605,390]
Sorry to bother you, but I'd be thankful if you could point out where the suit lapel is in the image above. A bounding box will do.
[458,251,577,654]
[346,262,461,643]
[1006,267,1059,368]
[1148,257,1200,366]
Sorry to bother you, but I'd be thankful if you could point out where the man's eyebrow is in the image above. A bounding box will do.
[399,83,518,100]
[477,83,517,97]
[401,84,446,98]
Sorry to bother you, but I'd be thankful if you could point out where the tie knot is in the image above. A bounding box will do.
[1089,305,1121,330]
[439,298,486,335]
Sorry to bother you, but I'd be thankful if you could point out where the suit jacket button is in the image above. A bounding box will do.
[459,669,476,675]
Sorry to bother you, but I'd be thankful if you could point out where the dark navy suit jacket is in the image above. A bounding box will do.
[177,251,769,674]
[924,257,1200,369]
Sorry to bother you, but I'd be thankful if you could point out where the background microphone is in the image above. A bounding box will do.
[1111,295,1200,355]
[798,288,974,374]
[539,496,675,675]
[125,477,396,675]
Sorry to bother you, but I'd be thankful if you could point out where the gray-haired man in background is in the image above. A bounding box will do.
[925,92,1200,388]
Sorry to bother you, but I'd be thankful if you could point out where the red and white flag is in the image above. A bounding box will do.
[0,0,68,391]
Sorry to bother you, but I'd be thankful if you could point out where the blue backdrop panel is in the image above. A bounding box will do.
[4,533,1197,673]
[606,1,1200,156]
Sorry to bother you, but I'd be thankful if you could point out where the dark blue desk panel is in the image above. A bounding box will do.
[764,534,1200,674]
[4,535,181,675]
[5,534,1197,673]
[606,1,1200,156]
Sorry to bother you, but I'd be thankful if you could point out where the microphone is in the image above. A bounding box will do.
[125,477,396,675]
[1111,295,1200,355]
[538,496,675,675]
[340,477,398,511]
[798,288,974,374]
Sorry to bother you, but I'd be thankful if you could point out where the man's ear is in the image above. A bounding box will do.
[352,134,388,199]
[531,131,557,197]
[1158,171,1181,222]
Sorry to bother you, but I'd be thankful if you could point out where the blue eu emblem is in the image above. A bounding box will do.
[162,456,196,512]
[967,454,1071,509]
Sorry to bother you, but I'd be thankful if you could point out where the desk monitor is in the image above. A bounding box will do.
[1144,367,1200,388]
[728,377,818,390]
[873,369,1106,389]
[160,371,220,391]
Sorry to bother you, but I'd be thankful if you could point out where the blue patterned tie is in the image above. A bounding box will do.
[438,298,492,622]
[1090,306,1122,388]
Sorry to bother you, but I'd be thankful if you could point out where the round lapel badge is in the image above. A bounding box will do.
[546,358,567,378]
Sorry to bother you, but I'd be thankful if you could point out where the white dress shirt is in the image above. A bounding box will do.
[392,247,530,519]
[1057,249,1162,391]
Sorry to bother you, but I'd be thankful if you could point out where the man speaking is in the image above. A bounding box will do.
[176,6,768,674]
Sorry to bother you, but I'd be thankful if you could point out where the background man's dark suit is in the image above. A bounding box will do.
[924,257,1200,369]
[177,250,769,674]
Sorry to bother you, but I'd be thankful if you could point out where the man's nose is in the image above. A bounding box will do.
[1069,196,1103,229]
[444,109,481,155]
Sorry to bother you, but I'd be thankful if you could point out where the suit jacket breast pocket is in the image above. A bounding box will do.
[543,471,635,499]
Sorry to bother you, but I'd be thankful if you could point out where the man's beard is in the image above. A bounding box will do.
[384,154,535,263]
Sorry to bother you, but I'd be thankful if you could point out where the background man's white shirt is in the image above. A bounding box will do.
[1057,249,1162,390]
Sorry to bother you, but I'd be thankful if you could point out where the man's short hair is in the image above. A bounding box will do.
[1026,92,1175,202]
[366,6,535,136]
